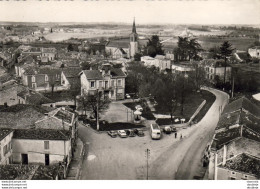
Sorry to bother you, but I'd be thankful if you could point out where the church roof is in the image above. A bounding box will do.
[132,18,137,33]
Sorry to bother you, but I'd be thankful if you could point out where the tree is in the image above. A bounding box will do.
[190,62,207,91]
[219,41,234,85]
[209,46,221,59]
[48,74,58,96]
[77,91,110,130]
[134,53,142,61]
[188,38,203,60]
[144,35,164,57]
[67,44,74,52]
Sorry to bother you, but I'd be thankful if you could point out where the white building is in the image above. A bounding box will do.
[79,64,126,100]
[0,128,13,165]
[12,129,72,167]
[171,64,194,74]
[248,46,260,59]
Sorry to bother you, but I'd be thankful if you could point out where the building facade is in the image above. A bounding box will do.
[0,128,13,165]
[248,46,260,59]
[79,64,126,100]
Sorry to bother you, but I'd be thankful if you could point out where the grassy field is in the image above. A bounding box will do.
[155,90,216,125]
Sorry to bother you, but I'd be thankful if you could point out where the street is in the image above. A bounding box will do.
[78,88,229,180]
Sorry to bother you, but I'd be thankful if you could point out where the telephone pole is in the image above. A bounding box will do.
[145,148,150,180]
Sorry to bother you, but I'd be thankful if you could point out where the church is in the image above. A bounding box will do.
[105,19,139,59]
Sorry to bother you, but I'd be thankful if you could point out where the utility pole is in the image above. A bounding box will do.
[231,76,235,98]
[96,90,100,131]
[145,148,150,180]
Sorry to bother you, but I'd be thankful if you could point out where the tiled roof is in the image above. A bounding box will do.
[62,67,82,78]
[220,153,260,177]
[216,111,240,130]
[82,70,103,80]
[54,109,74,124]
[222,97,260,116]
[0,128,13,141]
[0,104,50,114]
[0,165,61,180]
[42,48,57,53]
[24,66,61,76]
[13,129,71,141]
[212,127,241,149]
[106,40,129,49]
[111,68,126,77]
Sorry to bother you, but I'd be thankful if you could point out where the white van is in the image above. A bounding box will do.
[150,123,161,139]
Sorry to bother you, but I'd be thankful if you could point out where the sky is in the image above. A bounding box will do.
[0,0,260,25]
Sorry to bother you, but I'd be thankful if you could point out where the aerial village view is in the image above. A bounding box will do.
[0,0,259,183]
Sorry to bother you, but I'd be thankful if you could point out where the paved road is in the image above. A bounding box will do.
[78,88,229,180]
[149,87,229,180]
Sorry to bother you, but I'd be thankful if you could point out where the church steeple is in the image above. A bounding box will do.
[132,17,136,34]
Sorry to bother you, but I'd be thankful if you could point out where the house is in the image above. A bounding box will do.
[12,129,72,167]
[106,45,130,59]
[41,48,57,62]
[208,97,260,180]
[15,55,37,77]
[0,81,25,107]
[171,63,194,74]
[22,66,64,92]
[34,107,78,146]
[141,56,159,68]
[201,59,232,83]
[0,51,13,69]
[17,90,54,106]
[0,104,54,129]
[0,128,13,165]
[154,55,171,71]
[0,66,12,84]
[20,46,57,63]
[216,153,260,180]
[232,50,251,63]
[248,46,260,59]
[79,64,126,100]
[0,164,63,180]
[61,67,82,91]
[141,55,171,71]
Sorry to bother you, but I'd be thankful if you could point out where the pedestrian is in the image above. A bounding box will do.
[180,134,182,139]
[175,132,177,138]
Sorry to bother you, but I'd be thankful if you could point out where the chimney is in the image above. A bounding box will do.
[222,144,227,166]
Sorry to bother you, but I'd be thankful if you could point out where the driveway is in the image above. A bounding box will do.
[78,88,229,180]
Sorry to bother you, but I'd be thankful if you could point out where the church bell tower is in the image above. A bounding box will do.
[129,18,138,58]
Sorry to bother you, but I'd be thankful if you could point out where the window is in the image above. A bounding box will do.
[3,145,8,155]
[90,81,95,88]
[45,75,48,82]
[111,80,114,87]
[117,79,122,86]
[99,81,102,88]
[32,76,35,82]
[44,141,49,150]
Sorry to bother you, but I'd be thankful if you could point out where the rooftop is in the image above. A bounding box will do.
[13,129,71,141]
[0,128,13,141]
[62,67,82,78]
[82,70,103,80]
[220,153,260,178]
[0,104,51,114]
[54,109,74,124]
[42,48,57,54]
[0,164,62,180]
[222,97,260,116]
[110,68,126,77]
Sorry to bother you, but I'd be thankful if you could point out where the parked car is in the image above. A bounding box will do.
[171,126,177,133]
[128,129,136,137]
[107,130,117,138]
[135,129,145,137]
[125,129,130,135]
[135,105,143,112]
[118,130,128,138]
[164,126,172,134]
[125,94,131,99]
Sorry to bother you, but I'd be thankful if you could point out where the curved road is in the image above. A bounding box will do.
[149,87,229,180]
[78,87,229,180]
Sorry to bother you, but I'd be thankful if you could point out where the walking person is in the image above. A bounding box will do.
[180,134,183,139]
[175,132,177,138]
